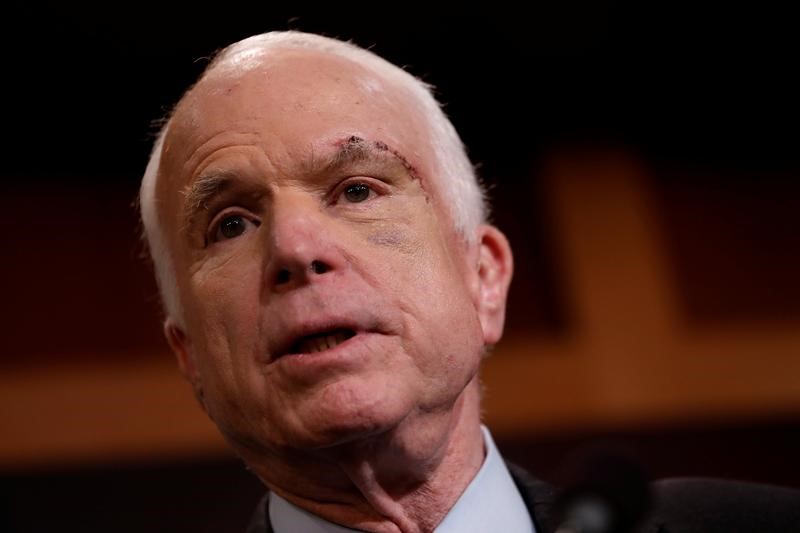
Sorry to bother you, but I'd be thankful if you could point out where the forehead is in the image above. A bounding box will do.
[162,48,434,177]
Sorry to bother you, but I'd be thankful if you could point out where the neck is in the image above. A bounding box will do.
[246,379,485,533]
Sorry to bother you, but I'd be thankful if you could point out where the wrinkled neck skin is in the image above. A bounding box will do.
[242,379,485,533]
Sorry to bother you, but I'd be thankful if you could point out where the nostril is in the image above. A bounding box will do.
[273,261,330,287]
[276,269,291,285]
[310,260,329,275]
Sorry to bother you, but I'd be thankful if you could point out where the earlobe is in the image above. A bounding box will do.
[164,318,206,410]
[475,225,514,345]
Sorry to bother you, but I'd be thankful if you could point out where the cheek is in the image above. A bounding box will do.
[186,255,265,376]
[359,223,423,284]
[363,212,473,307]
[191,242,264,318]
[186,282,269,431]
[368,221,483,369]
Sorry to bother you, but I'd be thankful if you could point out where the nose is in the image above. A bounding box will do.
[264,191,342,292]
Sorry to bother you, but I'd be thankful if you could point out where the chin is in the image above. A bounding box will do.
[284,378,414,450]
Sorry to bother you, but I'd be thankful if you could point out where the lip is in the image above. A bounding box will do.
[280,330,362,361]
[272,331,382,382]
[268,317,366,363]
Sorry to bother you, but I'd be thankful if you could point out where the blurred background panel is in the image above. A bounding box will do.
[2,2,799,531]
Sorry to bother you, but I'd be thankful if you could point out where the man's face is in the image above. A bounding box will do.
[157,49,507,454]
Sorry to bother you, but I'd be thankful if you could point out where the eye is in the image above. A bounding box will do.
[342,183,373,203]
[211,214,258,243]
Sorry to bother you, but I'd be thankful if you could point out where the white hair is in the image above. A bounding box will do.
[140,31,487,324]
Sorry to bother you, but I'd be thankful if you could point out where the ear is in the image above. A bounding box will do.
[164,318,206,411]
[474,224,514,345]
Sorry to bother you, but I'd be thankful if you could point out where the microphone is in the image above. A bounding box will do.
[553,448,650,533]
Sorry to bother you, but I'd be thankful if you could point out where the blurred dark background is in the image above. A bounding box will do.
[2,2,799,532]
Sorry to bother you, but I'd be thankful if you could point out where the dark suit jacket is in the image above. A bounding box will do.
[246,463,800,532]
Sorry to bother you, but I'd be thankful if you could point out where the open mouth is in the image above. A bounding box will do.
[290,328,357,355]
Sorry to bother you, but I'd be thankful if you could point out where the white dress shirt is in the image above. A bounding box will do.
[269,426,535,532]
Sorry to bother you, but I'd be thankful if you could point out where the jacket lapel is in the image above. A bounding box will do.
[506,462,558,533]
[245,494,272,533]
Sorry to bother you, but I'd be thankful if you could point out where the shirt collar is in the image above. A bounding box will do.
[269,426,535,533]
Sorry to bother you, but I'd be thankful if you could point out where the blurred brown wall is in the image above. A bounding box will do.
[2,146,799,471]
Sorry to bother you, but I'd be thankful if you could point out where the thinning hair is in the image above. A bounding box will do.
[140,31,487,325]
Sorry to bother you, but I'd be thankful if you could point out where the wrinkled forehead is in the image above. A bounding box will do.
[162,48,433,172]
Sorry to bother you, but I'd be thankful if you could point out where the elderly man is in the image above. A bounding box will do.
[140,30,524,533]
[140,31,799,533]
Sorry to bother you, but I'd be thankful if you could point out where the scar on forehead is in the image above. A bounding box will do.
[336,135,424,188]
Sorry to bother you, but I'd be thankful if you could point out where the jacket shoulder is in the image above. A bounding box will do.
[639,477,800,533]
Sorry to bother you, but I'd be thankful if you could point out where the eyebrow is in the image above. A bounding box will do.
[183,173,225,214]
[181,172,236,231]
[180,135,423,228]
[180,170,276,238]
